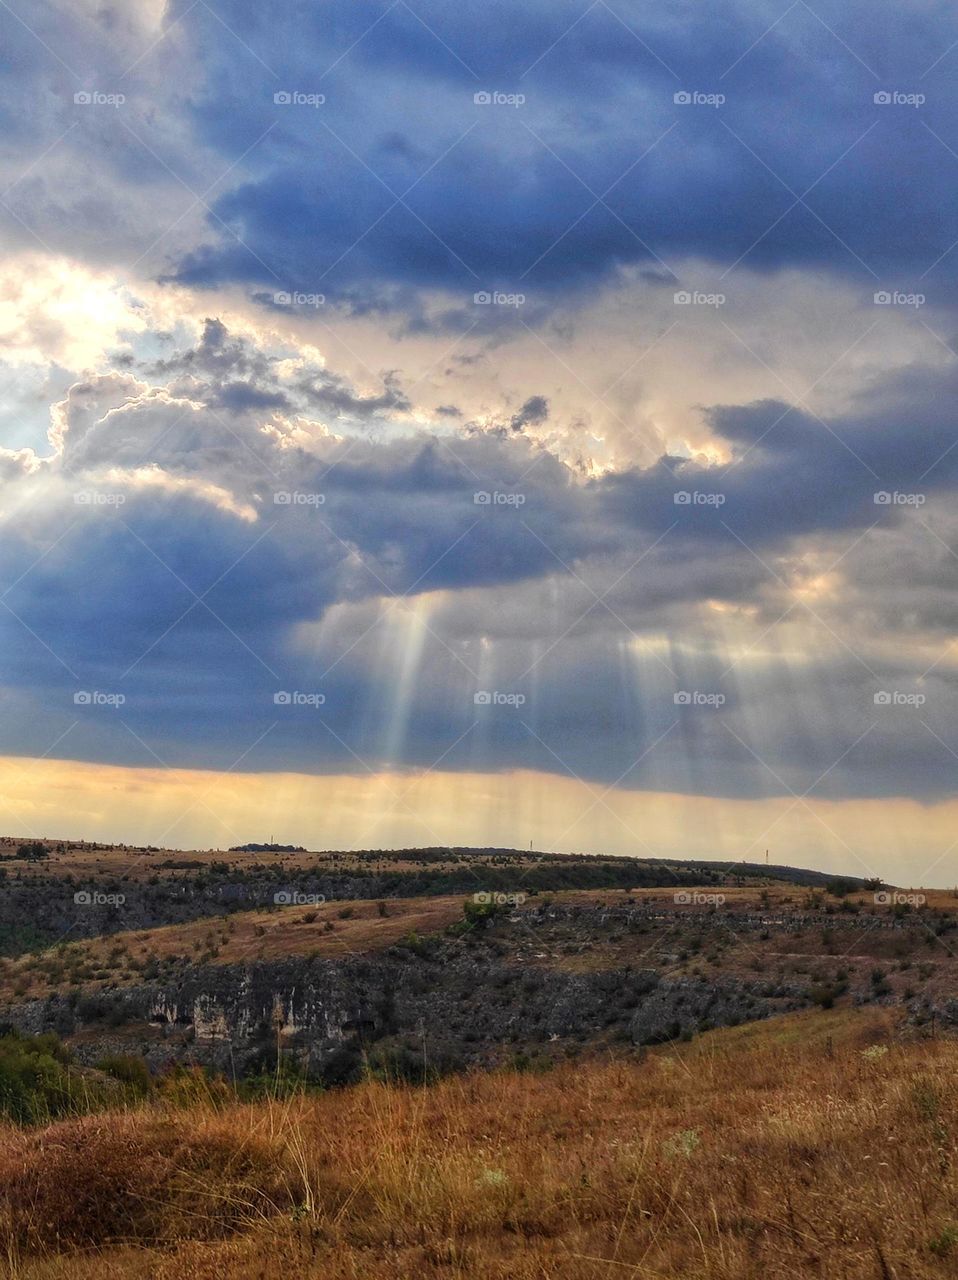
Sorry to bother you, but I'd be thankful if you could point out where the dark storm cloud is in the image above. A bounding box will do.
[4,1,958,310]
[5,2,958,804]
[2,316,958,797]
[151,0,958,307]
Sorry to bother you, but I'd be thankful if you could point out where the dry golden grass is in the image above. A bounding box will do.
[2,1006,957,1279]
[0,895,469,1000]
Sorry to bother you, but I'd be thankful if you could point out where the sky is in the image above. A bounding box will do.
[2,0,958,883]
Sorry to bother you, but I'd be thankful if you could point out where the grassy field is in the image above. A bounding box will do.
[1,842,953,1276]
[0,894,468,1000]
[3,1005,957,1278]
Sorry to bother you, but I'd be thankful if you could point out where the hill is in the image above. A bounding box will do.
[2,1006,955,1278]
[0,836,949,1084]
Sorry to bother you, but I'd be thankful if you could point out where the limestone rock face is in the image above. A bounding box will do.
[1,945,805,1076]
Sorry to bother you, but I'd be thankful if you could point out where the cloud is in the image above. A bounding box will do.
[6,1,958,317]
[0,314,957,802]
[6,1,958,823]
[154,0,958,313]
[510,395,549,432]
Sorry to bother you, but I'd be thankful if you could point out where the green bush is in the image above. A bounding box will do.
[462,897,501,929]
[96,1054,152,1097]
[0,1031,80,1123]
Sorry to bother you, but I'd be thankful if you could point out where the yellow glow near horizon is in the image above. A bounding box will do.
[0,754,955,888]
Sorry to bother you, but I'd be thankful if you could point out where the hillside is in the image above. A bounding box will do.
[0,840,955,1276]
[2,1006,956,1278]
[0,839,950,1083]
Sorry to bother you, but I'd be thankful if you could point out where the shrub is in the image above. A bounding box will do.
[0,1031,82,1123]
[96,1054,152,1097]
